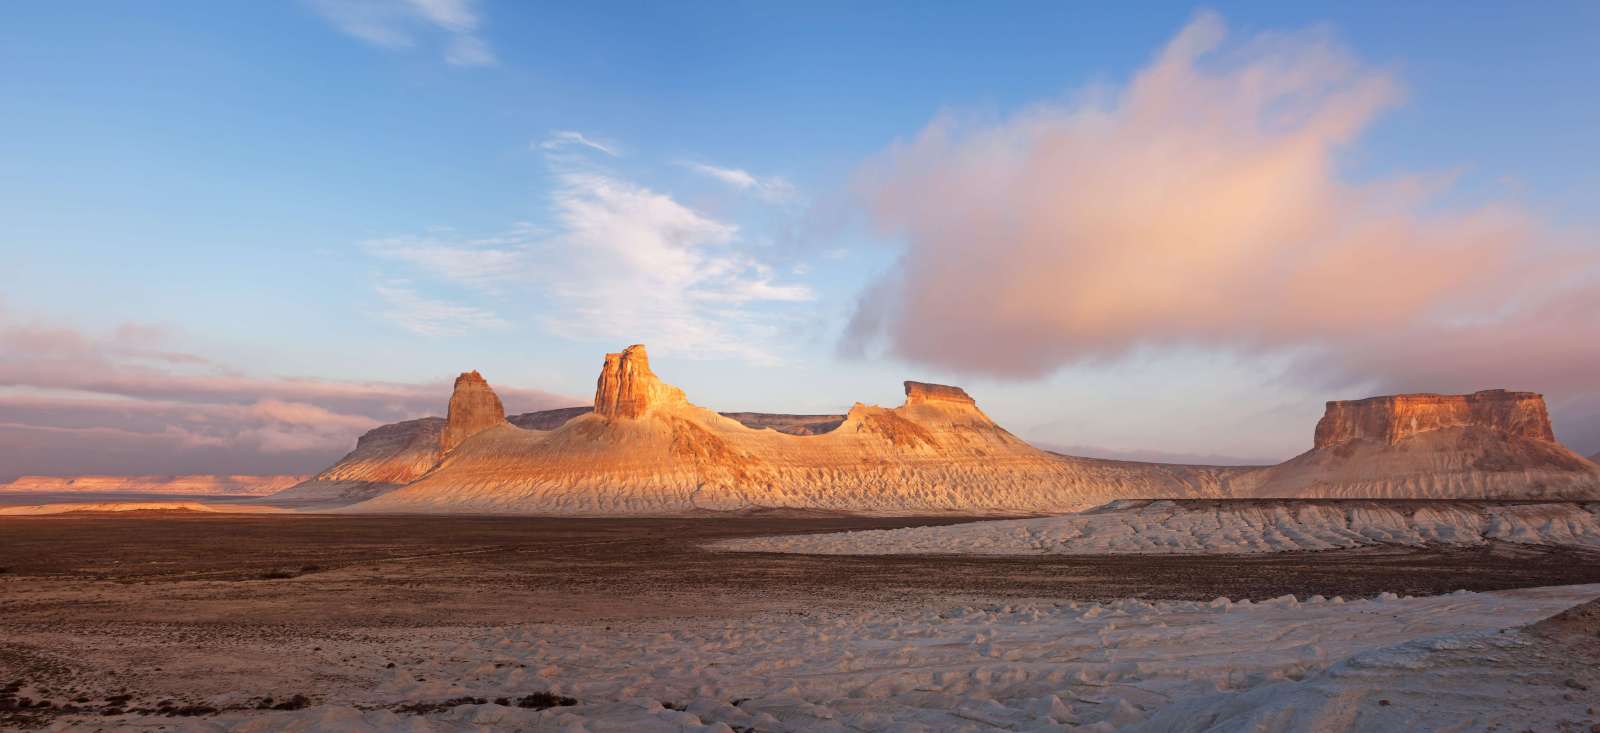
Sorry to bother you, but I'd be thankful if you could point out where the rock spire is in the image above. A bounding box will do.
[440,370,508,453]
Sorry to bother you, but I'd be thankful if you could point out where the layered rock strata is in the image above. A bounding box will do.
[1314,390,1555,448]
[1242,390,1599,500]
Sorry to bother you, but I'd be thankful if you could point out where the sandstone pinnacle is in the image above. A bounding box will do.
[440,370,508,453]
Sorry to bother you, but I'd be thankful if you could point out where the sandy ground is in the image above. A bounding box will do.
[3,512,1600,731]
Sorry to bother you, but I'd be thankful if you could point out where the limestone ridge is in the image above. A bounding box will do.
[593,344,687,419]
[441,370,509,454]
[1314,389,1556,448]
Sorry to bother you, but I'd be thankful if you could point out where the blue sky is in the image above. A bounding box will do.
[2,1,1598,477]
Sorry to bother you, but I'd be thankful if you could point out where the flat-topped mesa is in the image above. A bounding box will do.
[440,370,508,453]
[593,344,687,420]
[903,381,977,407]
[1313,389,1555,449]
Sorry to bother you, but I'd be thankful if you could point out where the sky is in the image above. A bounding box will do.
[2,1,1598,480]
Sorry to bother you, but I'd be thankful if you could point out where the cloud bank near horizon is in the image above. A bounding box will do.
[844,12,1600,400]
[0,310,579,480]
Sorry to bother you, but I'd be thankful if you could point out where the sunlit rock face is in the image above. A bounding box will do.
[343,343,1247,515]
[440,371,509,454]
[593,344,687,420]
[1314,390,1556,448]
[903,381,976,406]
[1238,389,1600,501]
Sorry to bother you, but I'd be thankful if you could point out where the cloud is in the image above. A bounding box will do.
[308,0,495,67]
[682,162,797,204]
[373,281,509,336]
[0,311,579,479]
[538,130,621,157]
[845,12,1600,400]
[365,144,815,362]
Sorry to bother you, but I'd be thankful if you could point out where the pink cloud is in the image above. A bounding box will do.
[0,312,584,480]
[844,12,1600,399]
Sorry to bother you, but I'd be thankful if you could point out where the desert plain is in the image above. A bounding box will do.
[3,507,1600,732]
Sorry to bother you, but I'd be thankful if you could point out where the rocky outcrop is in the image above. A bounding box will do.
[1240,389,1600,500]
[346,343,1247,516]
[440,371,509,454]
[593,345,687,419]
[903,381,977,406]
[265,417,445,505]
[1314,390,1555,448]
[0,474,307,496]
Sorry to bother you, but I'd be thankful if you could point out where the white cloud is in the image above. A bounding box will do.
[682,162,797,204]
[308,0,495,67]
[363,145,815,362]
[373,282,508,336]
[361,225,539,291]
[538,130,620,157]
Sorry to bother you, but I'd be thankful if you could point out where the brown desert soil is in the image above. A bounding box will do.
[3,511,1600,729]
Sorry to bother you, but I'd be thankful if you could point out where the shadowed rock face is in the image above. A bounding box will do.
[441,371,508,453]
[903,381,976,406]
[593,345,686,420]
[1313,390,1555,448]
[508,406,593,431]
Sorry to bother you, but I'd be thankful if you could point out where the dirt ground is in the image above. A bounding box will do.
[3,511,1600,729]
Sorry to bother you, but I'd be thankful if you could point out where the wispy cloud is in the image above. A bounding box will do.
[537,130,620,157]
[372,281,509,336]
[363,141,815,362]
[307,0,495,67]
[682,161,797,204]
[845,11,1600,399]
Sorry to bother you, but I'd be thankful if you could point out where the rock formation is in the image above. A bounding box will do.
[1241,389,1600,500]
[1313,390,1555,448]
[342,343,1244,515]
[593,345,687,419]
[508,406,593,431]
[285,350,1600,514]
[0,474,306,496]
[265,418,446,505]
[903,381,976,406]
[440,370,509,453]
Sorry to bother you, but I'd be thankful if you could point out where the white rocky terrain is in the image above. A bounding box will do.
[71,584,1600,732]
[718,499,1600,556]
[0,474,305,496]
[260,344,1600,515]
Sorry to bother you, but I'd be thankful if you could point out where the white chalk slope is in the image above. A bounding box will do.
[110,584,1600,733]
[716,499,1600,556]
